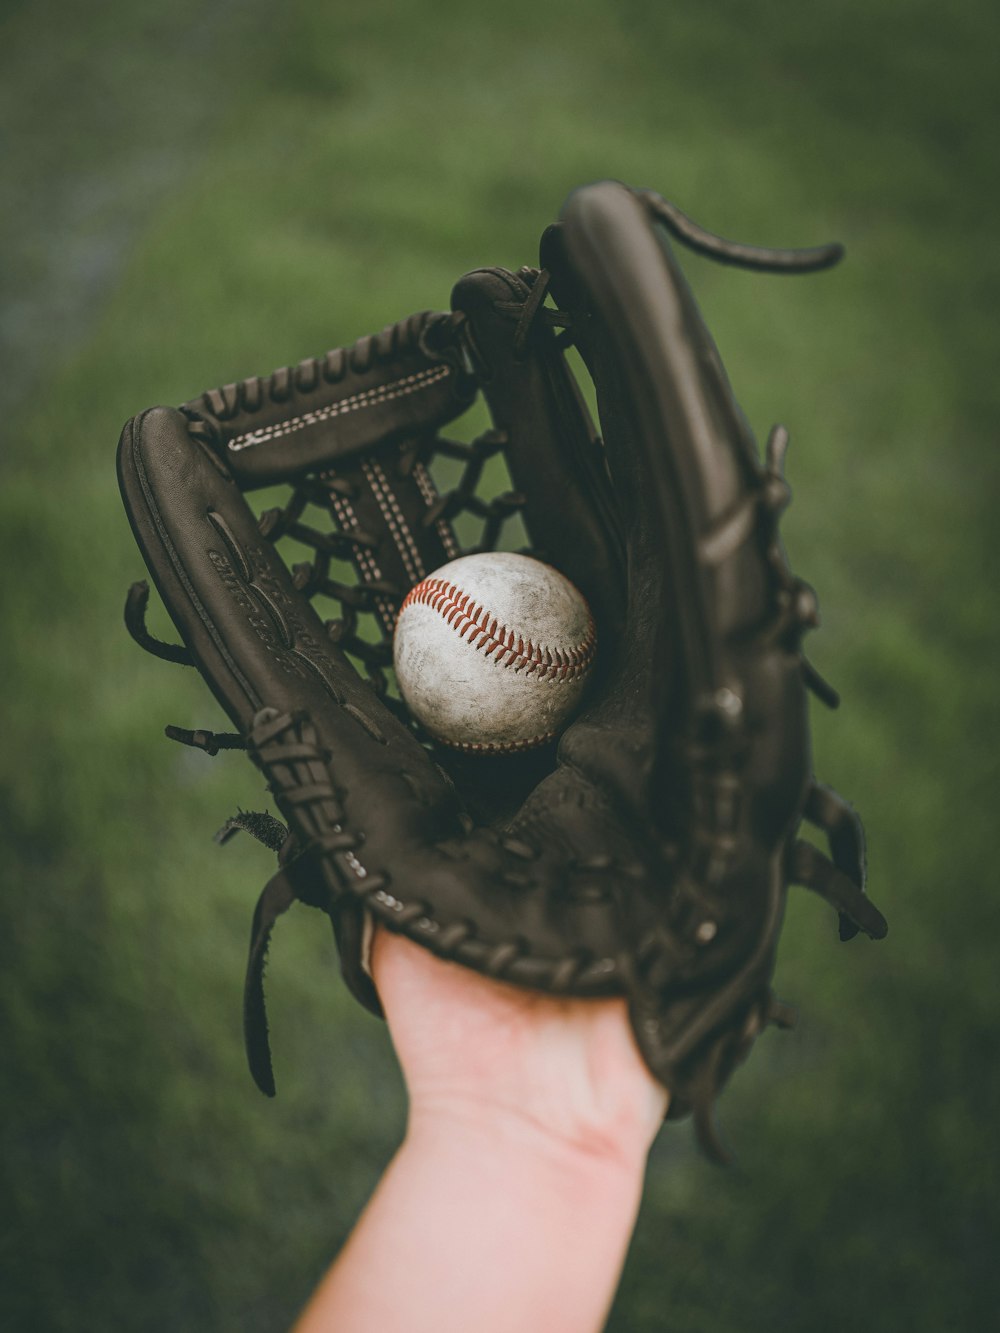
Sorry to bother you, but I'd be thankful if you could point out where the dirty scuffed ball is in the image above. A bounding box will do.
[393,552,596,752]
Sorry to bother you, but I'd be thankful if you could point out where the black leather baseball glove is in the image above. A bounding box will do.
[118,180,886,1160]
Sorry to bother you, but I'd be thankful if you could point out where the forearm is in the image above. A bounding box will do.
[294,1108,651,1333]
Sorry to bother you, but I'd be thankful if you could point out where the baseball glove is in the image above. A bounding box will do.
[118,180,887,1161]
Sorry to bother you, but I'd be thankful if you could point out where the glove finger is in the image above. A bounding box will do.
[540,182,784,810]
[450,267,627,649]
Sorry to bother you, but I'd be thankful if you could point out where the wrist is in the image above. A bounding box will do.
[405,1092,656,1184]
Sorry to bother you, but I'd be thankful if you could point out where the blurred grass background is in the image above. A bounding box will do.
[1,0,996,1328]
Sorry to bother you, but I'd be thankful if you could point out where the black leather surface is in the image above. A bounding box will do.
[119,181,885,1158]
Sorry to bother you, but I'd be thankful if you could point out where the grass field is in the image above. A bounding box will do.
[2,1,997,1329]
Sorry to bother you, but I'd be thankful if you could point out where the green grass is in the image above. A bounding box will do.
[2,0,997,1328]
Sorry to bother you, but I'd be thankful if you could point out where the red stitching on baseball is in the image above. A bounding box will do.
[398,576,596,682]
[440,729,560,754]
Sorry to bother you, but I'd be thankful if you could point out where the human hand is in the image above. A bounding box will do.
[372,925,669,1168]
[295,927,668,1332]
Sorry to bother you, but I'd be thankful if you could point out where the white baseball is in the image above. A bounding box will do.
[393,552,596,752]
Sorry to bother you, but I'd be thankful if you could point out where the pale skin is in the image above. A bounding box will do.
[294,928,669,1333]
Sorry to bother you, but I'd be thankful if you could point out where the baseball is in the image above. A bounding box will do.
[393,552,596,752]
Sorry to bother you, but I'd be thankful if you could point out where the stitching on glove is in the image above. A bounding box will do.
[324,484,399,630]
[226,365,452,453]
[411,459,461,558]
[397,576,596,682]
[362,457,427,586]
